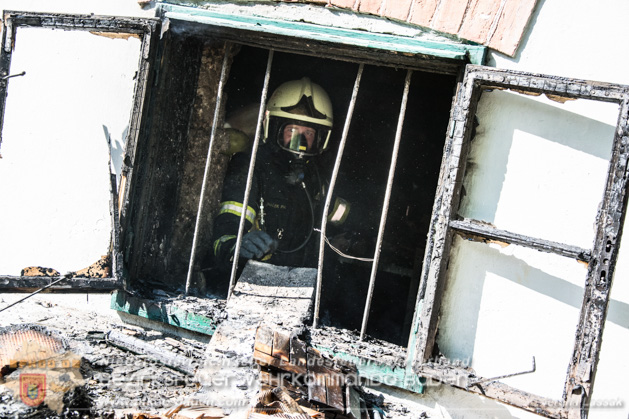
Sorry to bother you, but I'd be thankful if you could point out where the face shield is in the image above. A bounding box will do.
[267,117,331,157]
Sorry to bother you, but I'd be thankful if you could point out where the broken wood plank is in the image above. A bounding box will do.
[290,335,307,369]
[254,350,307,376]
[325,372,345,412]
[259,370,303,394]
[346,385,362,419]
[450,219,591,262]
[272,387,307,414]
[0,276,119,292]
[254,325,274,356]
[307,372,327,406]
[272,330,291,362]
[105,330,197,376]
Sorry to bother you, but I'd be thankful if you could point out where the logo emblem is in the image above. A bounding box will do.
[19,373,46,407]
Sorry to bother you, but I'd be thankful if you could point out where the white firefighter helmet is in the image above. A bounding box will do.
[264,77,333,157]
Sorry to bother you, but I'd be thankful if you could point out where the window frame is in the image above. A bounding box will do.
[408,64,629,417]
[0,11,160,290]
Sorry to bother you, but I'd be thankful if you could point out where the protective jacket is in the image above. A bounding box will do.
[211,144,349,271]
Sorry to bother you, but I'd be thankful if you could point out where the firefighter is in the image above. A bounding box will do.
[210,77,350,274]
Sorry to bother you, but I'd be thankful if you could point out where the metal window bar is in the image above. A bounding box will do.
[227,49,275,298]
[185,42,233,295]
[360,69,413,340]
[313,63,364,329]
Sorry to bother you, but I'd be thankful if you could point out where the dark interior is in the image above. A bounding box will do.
[125,30,457,346]
[222,45,456,345]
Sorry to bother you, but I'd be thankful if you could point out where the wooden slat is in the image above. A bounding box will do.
[431,0,469,34]
[255,326,274,356]
[272,330,291,362]
[382,0,413,21]
[329,0,356,9]
[307,372,328,405]
[357,0,382,15]
[487,0,538,56]
[407,0,440,27]
[254,350,308,375]
[458,0,502,45]
[290,336,308,369]
[346,385,362,419]
[450,219,591,262]
[325,373,345,412]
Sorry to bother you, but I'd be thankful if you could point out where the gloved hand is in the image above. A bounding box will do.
[239,230,278,259]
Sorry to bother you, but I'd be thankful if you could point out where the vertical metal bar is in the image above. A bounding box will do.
[184,42,232,295]
[313,64,364,329]
[227,49,274,298]
[360,69,413,340]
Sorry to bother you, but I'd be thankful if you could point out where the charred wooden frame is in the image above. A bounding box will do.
[0,11,160,290]
[159,4,486,76]
[408,65,629,418]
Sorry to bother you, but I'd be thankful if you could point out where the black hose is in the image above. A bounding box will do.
[276,181,314,254]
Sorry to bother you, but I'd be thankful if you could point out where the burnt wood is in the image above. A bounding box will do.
[418,363,566,417]
[450,219,592,262]
[0,276,120,292]
[167,18,465,76]
[412,65,629,418]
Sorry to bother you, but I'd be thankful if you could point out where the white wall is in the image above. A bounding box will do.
[0,1,150,274]
[1,0,627,417]
[464,0,629,417]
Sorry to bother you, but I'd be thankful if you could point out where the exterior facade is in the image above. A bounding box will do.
[1,1,628,418]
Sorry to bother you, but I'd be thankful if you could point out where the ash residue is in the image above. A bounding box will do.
[308,325,406,369]
[0,293,209,418]
[82,327,205,415]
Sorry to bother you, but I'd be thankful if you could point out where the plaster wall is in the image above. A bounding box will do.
[0,6,144,274]
[483,0,629,417]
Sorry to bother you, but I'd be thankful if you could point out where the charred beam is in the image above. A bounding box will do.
[105,329,198,376]
[564,98,629,418]
[450,219,591,262]
[417,363,566,418]
[167,19,464,76]
[0,276,119,292]
[3,11,159,35]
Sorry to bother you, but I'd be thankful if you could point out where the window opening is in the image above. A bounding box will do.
[197,44,455,349]
[359,69,413,340]
[313,63,364,329]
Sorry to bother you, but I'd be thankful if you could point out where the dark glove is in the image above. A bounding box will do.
[240,231,277,259]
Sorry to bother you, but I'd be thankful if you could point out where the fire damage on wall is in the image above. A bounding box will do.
[9,6,625,419]
[0,9,459,418]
